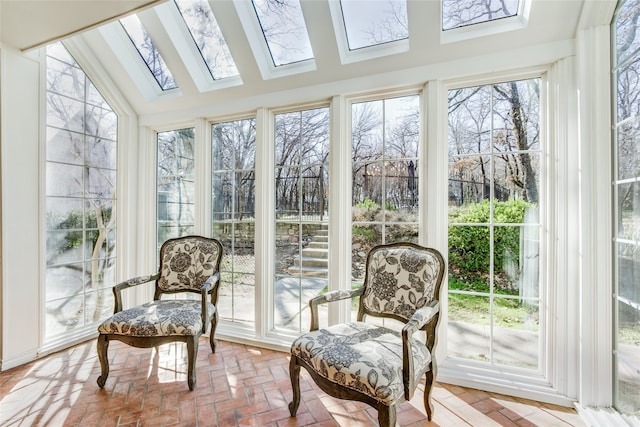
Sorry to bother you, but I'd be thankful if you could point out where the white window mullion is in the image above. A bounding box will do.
[194,117,211,235]
[329,95,352,325]
[255,107,275,340]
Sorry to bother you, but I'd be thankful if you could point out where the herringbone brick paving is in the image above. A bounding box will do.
[0,337,585,426]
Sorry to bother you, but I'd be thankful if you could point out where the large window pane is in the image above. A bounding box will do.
[351,94,419,321]
[45,42,117,340]
[442,0,520,31]
[274,108,329,333]
[252,0,313,66]
[120,14,177,90]
[157,128,195,244]
[340,0,408,50]
[174,0,239,80]
[212,119,256,326]
[614,2,640,416]
[447,294,491,362]
[448,78,541,369]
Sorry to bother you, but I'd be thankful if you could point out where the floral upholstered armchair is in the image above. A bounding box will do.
[96,236,223,391]
[288,242,445,426]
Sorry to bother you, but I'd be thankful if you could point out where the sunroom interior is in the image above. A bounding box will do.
[0,0,638,425]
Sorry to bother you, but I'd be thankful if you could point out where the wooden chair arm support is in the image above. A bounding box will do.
[112,273,161,313]
[308,287,365,331]
[199,272,220,332]
[401,300,440,400]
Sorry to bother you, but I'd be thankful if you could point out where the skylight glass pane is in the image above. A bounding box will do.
[174,0,239,80]
[442,0,520,31]
[251,0,313,66]
[340,0,408,50]
[120,14,178,91]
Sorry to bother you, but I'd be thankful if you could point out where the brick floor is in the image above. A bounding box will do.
[0,338,586,426]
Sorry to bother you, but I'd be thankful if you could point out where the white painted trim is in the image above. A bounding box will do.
[139,38,574,127]
[137,125,158,304]
[194,117,211,235]
[576,406,640,427]
[424,79,450,369]
[576,24,613,408]
[254,107,274,339]
[545,56,581,402]
[328,95,352,325]
[438,362,575,407]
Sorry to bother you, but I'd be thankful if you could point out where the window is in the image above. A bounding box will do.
[157,128,195,244]
[351,94,420,282]
[174,0,239,80]
[274,107,330,333]
[45,42,117,339]
[252,0,313,66]
[612,0,640,416]
[120,14,178,91]
[212,119,257,326]
[447,79,542,369]
[442,0,520,30]
[340,0,408,50]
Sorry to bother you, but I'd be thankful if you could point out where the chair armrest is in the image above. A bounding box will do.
[201,272,220,293]
[402,300,440,337]
[401,300,440,400]
[200,272,221,332]
[112,273,160,313]
[308,287,365,331]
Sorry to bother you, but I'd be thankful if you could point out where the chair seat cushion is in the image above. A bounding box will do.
[98,300,215,337]
[290,322,431,405]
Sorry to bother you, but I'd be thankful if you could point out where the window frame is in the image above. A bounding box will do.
[611,0,640,416]
[133,68,578,407]
[432,67,583,406]
[39,39,137,352]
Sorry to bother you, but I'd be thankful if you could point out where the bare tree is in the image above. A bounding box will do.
[442,0,518,30]
[493,81,539,203]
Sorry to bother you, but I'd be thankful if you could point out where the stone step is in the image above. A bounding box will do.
[308,241,328,249]
[302,247,328,258]
[312,235,328,243]
[287,265,329,277]
[293,256,328,268]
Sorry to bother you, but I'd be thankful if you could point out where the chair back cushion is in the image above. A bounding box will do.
[362,243,444,322]
[157,236,222,293]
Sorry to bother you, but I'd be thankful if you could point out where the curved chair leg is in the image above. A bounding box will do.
[378,404,396,427]
[209,312,218,353]
[288,356,301,416]
[187,336,198,391]
[96,334,109,388]
[424,369,435,421]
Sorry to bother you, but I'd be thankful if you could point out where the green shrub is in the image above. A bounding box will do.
[355,198,379,210]
[353,226,375,241]
[449,199,535,276]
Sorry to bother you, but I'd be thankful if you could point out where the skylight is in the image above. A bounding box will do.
[120,14,178,91]
[442,0,520,30]
[174,0,239,80]
[251,0,313,66]
[340,0,408,50]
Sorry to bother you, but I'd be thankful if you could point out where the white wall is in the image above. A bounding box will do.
[0,45,42,369]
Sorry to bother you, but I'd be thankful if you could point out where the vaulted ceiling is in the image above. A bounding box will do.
[1,1,587,123]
